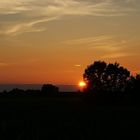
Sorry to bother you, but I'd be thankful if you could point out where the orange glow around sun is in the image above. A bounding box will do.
[78,81,86,88]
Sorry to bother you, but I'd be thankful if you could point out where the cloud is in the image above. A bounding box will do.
[63,35,126,52]
[63,34,134,59]
[64,35,112,45]
[101,52,133,59]
[0,62,9,67]
[0,0,138,36]
[1,16,59,36]
[74,64,81,67]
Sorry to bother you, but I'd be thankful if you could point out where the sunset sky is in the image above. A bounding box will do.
[0,0,140,85]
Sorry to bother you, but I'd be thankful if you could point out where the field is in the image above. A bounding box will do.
[0,92,139,140]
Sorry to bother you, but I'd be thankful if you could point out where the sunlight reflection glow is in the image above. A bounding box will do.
[78,81,86,88]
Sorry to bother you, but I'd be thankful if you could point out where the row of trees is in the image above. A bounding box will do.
[0,84,59,96]
[0,61,139,99]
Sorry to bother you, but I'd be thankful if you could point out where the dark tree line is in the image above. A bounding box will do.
[0,60,140,103]
[0,84,59,96]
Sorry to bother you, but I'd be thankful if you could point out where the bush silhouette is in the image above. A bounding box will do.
[83,61,130,95]
[41,84,59,96]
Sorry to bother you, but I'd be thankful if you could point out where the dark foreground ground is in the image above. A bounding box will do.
[0,92,139,140]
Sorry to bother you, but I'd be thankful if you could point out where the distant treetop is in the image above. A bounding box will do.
[41,84,59,95]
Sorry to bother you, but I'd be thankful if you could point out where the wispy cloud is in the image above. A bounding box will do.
[0,62,9,67]
[74,64,81,67]
[63,34,134,59]
[0,0,138,36]
[63,35,126,52]
[101,52,133,59]
[2,17,59,36]
[64,35,112,45]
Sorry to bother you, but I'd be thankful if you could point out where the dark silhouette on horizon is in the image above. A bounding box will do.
[0,60,140,100]
[41,84,59,96]
[83,61,130,94]
[82,61,140,105]
[0,60,140,139]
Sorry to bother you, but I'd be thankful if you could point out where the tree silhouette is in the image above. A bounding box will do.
[131,74,140,93]
[83,61,130,94]
[41,84,59,96]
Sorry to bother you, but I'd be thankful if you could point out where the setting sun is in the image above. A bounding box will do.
[78,81,86,88]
